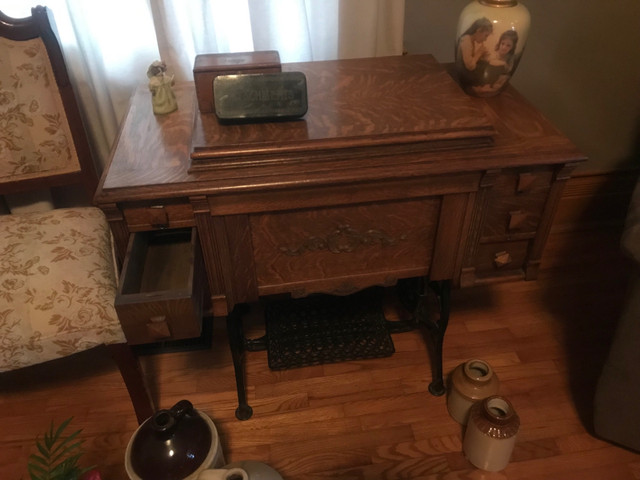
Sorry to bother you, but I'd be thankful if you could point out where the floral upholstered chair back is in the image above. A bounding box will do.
[0,35,80,185]
[0,6,96,198]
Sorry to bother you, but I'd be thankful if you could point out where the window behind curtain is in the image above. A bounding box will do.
[0,1,404,169]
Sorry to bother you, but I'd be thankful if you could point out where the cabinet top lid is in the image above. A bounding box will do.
[190,54,496,168]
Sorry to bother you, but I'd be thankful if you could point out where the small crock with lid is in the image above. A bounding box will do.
[124,399,224,480]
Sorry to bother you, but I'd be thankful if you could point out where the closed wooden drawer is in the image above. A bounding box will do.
[481,169,553,241]
[123,199,194,231]
[481,190,549,241]
[488,169,553,197]
[250,198,441,296]
[472,240,530,278]
[115,228,204,345]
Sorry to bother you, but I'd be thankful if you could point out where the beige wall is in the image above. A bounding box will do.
[404,0,640,173]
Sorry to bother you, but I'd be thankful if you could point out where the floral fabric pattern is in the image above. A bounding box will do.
[0,207,125,372]
[0,36,80,185]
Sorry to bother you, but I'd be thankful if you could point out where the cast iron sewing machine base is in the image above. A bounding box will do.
[225,277,451,420]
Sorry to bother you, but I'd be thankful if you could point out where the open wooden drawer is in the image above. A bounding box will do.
[115,228,205,345]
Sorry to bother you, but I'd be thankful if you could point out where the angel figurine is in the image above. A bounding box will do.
[147,60,178,115]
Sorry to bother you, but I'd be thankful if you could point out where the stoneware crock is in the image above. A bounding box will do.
[124,399,224,480]
[199,461,283,480]
[463,395,520,471]
[447,358,500,425]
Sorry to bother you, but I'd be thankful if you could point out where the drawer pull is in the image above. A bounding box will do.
[508,210,528,230]
[517,173,536,193]
[146,315,171,339]
[494,251,512,268]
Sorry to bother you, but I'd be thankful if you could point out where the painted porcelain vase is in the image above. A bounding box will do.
[455,0,530,97]
[447,359,500,425]
[463,396,520,471]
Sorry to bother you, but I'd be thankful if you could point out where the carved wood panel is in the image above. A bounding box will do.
[250,198,440,295]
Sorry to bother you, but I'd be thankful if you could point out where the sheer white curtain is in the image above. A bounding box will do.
[0,0,405,170]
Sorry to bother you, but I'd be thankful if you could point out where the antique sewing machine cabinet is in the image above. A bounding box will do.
[95,55,584,419]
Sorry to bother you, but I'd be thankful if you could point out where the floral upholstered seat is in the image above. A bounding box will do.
[0,207,126,372]
[0,6,153,424]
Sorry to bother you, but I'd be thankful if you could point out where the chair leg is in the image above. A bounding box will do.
[106,343,155,424]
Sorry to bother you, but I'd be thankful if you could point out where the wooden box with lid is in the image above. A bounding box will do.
[193,51,281,113]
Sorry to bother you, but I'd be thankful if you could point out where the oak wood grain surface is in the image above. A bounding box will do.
[191,55,495,159]
[96,55,583,205]
[95,54,587,314]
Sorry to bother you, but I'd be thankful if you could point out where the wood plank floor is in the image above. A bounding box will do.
[2,229,640,479]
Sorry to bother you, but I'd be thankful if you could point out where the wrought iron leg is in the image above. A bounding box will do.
[421,280,451,396]
[226,305,253,420]
[396,277,451,396]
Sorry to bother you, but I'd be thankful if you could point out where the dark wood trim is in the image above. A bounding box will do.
[106,343,155,425]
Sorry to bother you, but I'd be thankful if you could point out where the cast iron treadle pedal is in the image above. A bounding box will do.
[264,287,395,370]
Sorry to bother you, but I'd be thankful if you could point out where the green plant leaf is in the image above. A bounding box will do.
[27,417,90,480]
[27,455,48,467]
[49,440,83,466]
[35,439,50,459]
[26,459,46,476]
[54,417,73,439]
[50,455,81,476]
[78,465,95,477]
[49,425,81,458]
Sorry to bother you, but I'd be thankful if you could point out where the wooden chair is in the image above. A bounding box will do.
[0,6,154,424]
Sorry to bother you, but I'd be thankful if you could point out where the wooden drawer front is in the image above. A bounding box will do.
[123,200,194,231]
[481,170,553,241]
[481,190,549,240]
[472,240,530,278]
[488,170,553,196]
[250,198,441,294]
[116,228,204,345]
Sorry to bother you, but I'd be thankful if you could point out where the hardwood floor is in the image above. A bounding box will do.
[2,228,640,479]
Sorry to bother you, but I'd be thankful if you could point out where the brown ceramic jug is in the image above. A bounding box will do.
[124,399,224,480]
